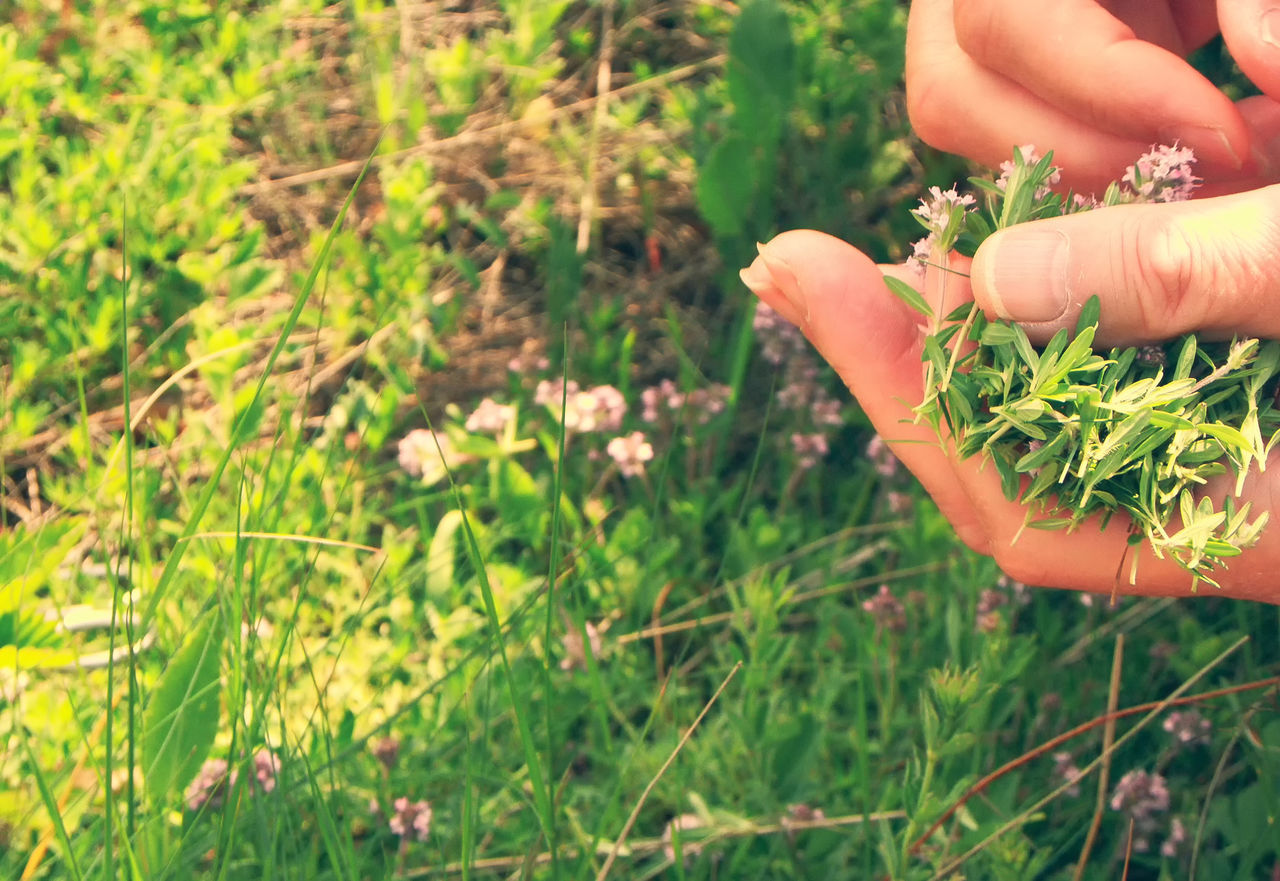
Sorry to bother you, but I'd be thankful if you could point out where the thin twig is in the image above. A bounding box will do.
[1072,633,1123,880]
[595,661,741,881]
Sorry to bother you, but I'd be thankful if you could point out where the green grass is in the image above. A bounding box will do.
[2,1,1280,879]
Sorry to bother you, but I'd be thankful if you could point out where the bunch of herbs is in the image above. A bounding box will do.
[887,146,1280,588]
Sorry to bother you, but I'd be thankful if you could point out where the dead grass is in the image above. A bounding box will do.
[235,1,730,414]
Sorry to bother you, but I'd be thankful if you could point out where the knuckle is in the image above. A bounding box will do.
[906,70,958,151]
[1126,215,1205,337]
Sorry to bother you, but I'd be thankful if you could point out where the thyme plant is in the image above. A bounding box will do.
[887,146,1280,589]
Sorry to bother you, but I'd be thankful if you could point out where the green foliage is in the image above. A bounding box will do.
[141,611,223,805]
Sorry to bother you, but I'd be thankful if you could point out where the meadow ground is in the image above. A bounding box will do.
[2,1,1279,879]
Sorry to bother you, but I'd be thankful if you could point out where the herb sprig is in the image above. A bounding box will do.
[887,147,1280,589]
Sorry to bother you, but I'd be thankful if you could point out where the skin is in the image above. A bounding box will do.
[738,0,1280,602]
[907,0,1280,194]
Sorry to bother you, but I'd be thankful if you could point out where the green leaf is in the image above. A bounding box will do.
[427,509,464,603]
[1174,335,1197,380]
[1199,422,1251,450]
[979,322,1019,347]
[696,133,755,238]
[142,611,223,805]
[1074,295,1101,337]
[884,275,933,319]
[1011,324,1038,371]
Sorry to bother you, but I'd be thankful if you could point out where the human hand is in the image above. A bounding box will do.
[739,223,1280,603]
[906,0,1280,194]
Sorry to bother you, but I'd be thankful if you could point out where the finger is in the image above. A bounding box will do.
[740,231,992,552]
[908,0,1185,193]
[950,0,1255,180]
[969,185,1280,345]
[1220,0,1280,107]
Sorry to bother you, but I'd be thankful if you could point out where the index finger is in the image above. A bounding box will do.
[951,0,1256,180]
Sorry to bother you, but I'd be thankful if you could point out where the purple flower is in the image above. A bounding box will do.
[1160,817,1188,858]
[1111,770,1169,817]
[1122,143,1200,203]
[1162,710,1210,746]
[386,796,432,842]
[1066,192,1100,213]
[811,395,842,428]
[1111,769,1170,852]
[606,431,654,477]
[464,397,515,434]
[538,382,628,433]
[996,144,1061,196]
[789,432,829,470]
[861,584,906,631]
[684,384,731,424]
[186,758,232,812]
[911,185,976,239]
[508,352,549,373]
[641,379,685,423]
[1052,752,1082,798]
[753,302,809,365]
[907,234,935,278]
[866,434,900,479]
[975,588,1008,633]
[251,749,279,794]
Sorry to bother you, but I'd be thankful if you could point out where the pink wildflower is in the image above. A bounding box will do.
[789,432,829,470]
[589,385,627,433]
[861,584,906,631]
[911,185,976,237]
[1162,710,1210,746]
[1052,752,1082,797]
[186,758,232,812]
[996,144,1061,196]
[641,379,681,422]
[534,378,580,408]
[386,796,432,842]
[1160,817,1188,858]
[753,302,809,365]
[465,397,514,434]
[866,434,900,478]
[606,431,654,476]
[1110,769,1170,852]
[907,234,935,278]
[1123,143,1200,202]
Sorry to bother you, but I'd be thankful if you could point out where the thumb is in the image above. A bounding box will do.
[738,230,923,383]
[970,185,1280,346]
